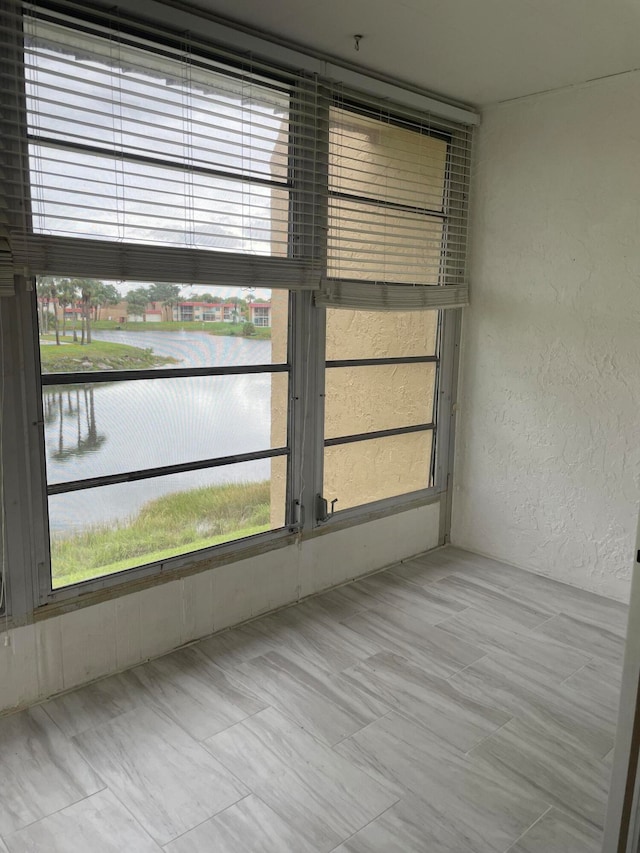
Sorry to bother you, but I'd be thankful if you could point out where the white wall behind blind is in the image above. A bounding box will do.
[452,71,640,602]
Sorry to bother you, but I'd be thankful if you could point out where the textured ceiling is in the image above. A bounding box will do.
[153,0,640,106]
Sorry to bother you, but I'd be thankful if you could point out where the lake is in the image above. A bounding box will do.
[43,330,278,533]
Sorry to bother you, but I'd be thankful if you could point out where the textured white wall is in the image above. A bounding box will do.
[0,502,440,714]
[452,72,640,602]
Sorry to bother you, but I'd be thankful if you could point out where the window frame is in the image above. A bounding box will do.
[0,0,468,614]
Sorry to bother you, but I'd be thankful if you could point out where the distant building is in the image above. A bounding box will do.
[250,303,271,327]
[173,301,241,322]
[222,304,237,323]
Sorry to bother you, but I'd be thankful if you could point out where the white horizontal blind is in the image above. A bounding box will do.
[318,98,471,310]
[315,281,468,311]
[0,251,14,297]
[1,1,473,302]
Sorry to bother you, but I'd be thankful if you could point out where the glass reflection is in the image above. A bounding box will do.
[43,386,106,461]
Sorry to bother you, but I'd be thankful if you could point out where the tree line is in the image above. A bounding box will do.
[37,279,271,345]
[37,277,119,345]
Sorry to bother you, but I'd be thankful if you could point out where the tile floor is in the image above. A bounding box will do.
[0,546,628,852]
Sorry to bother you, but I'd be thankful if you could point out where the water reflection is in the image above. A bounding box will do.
[43,386,106,461]
[43,333,279,531]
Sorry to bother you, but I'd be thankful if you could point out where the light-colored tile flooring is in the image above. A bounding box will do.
[0,546,628,852]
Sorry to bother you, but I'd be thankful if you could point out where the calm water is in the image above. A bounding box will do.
[44,330,278,533]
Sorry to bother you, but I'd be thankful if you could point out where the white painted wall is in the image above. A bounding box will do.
[0,502,440,714]
[452,72,640,602]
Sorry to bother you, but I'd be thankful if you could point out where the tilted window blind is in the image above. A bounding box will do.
[1,0,473,304]
[316,101,471,310]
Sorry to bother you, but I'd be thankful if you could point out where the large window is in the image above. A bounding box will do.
[0,1,472,603]
[37,280,288,588]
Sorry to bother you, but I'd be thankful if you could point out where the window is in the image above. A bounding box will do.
[37,280,289,588]
[323,309,439,512]
[253,306,271,327]
[1,1,472,604]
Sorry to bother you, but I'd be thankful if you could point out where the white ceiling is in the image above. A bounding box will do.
[167,0,640,107]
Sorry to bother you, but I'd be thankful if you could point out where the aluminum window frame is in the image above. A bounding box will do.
[318,311,445,526]
[33,284,295,601]
[316,98,463,526]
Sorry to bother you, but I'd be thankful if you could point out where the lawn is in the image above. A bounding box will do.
[51,480,271,587]
[39,337,178,373]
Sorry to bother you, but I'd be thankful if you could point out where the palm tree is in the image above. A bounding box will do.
[36,277,53,335]
[49,281,60,346]
[71,278,103,344]
[57,279,77,336]
[37,277,61,344]
[148,283,181,321]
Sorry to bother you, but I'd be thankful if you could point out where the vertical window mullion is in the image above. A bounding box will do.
[434,128,467,542]
[288,80,329,533]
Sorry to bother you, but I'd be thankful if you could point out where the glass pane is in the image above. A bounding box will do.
[330,108,447,210]
[30,145,289,255]
[327,198,443,284]
[43,373,288,484]
[48,461,285,588]
[324,431,433,512]
[36,280,285,372]
[26,18,290,182]
[325,363,435,439]
[326,309,438,360]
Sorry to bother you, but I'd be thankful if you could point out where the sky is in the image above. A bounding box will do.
[111,282,271,300]
[26,18,288,295]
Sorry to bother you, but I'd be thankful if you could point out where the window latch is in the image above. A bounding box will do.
[316,494,338,523]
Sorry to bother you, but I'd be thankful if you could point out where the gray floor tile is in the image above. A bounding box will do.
[533,612,626,664]
[507,572,629,636]
[232,649,389,745]
[2,789,161,853]
[389,553,455,585]
[449,652,614,758]
[164,795,317,853]
[0,545,627,852]
[406,547,534,587]
[304,584,379,622]
[436,606,591,681]
[196,623,278,672]
[250,605,382,673]
[204,706,398,852]
[430,574,553,628]
[561,658,622,722]
[131,646,266,740]
[342,650,510,751]
[470,715,611,828]
[332,795,476,853]
[506,807,602,853]
[72,706,247,845]
[41,671,144,738]
[335,711,549,853]
[0,707,103,836]
[351,572,467,623]
[342,604,484,678]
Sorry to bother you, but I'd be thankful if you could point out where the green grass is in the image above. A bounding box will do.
[39,337,178,373]
[90,319,271,339]
[51,480,271,587]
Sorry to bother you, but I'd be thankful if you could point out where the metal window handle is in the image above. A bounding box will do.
[316,494,338,523]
